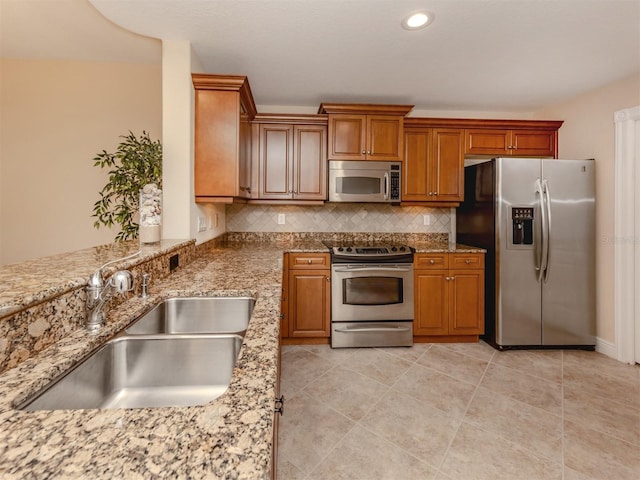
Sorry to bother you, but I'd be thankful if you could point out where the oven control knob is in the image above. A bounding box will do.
[399,246,406,251]
[391,246,397,251]
[337,247,344,252]
[346,247,352,252]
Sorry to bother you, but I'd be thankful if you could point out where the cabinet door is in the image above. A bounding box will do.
[194,89,240,197]
[367,115,403,161]
[449,269,484,335]
[294,125,327,200]
[288,270,331,337]
[403,128,432,201]
[432,129,464,202]
[328,115,367,160]
[414,270,449,335]
[511,130,556,157]
[465,129,510,156]
[259,124,294,199]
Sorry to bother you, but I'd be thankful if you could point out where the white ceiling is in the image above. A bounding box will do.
[2,0,639,113]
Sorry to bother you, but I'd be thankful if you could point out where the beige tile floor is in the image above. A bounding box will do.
[277,342,640,480]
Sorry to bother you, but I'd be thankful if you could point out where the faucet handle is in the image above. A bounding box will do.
[141,273,150,298]
[110,270,134,293]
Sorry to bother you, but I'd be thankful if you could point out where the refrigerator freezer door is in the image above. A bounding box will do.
[496,158,543,346]
[541,159,596,345]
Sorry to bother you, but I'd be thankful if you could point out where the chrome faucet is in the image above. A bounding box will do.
[85,251,139,331]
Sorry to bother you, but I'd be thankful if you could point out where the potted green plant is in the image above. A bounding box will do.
[91,131,162,242]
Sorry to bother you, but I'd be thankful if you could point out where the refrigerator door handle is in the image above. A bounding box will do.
[543,179,552,283]
[536,179,548,282]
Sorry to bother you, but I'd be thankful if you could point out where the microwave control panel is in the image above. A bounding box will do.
[390,170,400,200]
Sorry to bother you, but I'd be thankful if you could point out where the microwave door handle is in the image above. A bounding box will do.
[383,172,389,200]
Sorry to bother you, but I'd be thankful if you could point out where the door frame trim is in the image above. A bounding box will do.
[613,105,640,364]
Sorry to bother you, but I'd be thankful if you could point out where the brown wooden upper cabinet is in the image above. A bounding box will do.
[403,125,464,205]
[193,74,257,203]
[252,114,328,202]
[318,103,413,161]
[465,125,561,157]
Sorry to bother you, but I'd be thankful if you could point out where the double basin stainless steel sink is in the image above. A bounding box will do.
[19,297,255,411]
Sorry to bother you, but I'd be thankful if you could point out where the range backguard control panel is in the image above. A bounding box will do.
[512,207,534,245]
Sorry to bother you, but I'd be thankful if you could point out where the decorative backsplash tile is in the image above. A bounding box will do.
[226,204,452,234]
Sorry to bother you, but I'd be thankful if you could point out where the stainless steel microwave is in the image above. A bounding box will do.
[328,160,401,203]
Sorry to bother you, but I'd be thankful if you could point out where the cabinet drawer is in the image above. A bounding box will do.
[415,253,448,269]
[289,253,330,269]
[450,253,484,269]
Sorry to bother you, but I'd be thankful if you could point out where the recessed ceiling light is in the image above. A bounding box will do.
[401,11,434,31]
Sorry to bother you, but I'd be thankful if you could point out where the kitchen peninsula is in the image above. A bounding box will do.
[0,233,483,478]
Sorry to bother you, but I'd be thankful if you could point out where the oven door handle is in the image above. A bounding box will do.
[334,326,412,333]
[332,267,413,273]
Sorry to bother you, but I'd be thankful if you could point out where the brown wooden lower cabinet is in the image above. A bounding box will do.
[414,253,485,341]
[281,253,331,344]
[281,251,483,344]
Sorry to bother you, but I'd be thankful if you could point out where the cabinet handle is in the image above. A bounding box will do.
[326,276,330,282]
[274,395,285,415]
[279,313,285,320]
[307,259,312,264]
[465,259,471,264]
[288,190,293,194]
[428,192,433,196]
[361,150,366,155]
[434,192,439,195]
[367,151,371,155]
[429,259,435,264]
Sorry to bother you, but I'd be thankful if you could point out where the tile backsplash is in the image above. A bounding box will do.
[226,204,453,234]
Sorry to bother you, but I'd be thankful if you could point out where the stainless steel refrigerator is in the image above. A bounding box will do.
[457,158,595,349]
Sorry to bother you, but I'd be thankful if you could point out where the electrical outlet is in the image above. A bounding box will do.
[423,214,431,226]
[197,216,207,232]
[277,213,286,225]
[213,213,219,228]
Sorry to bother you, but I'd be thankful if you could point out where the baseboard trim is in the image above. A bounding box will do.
[595,337,617,360]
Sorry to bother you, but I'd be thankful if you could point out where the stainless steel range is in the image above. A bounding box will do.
[329,244,414,348]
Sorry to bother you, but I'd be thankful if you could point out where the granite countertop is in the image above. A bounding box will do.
[0,239,327,479]
[413,243,486,254]
[0,240,193,318]
[0,235,484,479]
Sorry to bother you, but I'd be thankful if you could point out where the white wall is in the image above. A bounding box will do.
[533,72,640,345]
[0,58,162,265]
[161,41,226,244]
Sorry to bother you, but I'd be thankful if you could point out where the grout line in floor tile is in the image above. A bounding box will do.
[303,420,359,480]
[434,347,493,472]
[354,418,442,476]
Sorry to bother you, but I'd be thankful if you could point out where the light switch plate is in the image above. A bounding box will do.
[277,213,286,225]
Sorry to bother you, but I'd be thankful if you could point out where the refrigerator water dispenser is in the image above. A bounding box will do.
[511,207,533,245]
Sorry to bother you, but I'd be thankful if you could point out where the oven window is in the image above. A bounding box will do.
[336,176,381,195]
[343,277,403,305]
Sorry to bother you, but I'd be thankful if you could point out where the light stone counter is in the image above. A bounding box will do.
[0,233,484,479]
[0,239,326,480]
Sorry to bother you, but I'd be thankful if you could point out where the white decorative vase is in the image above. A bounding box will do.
[139,183,162,244]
